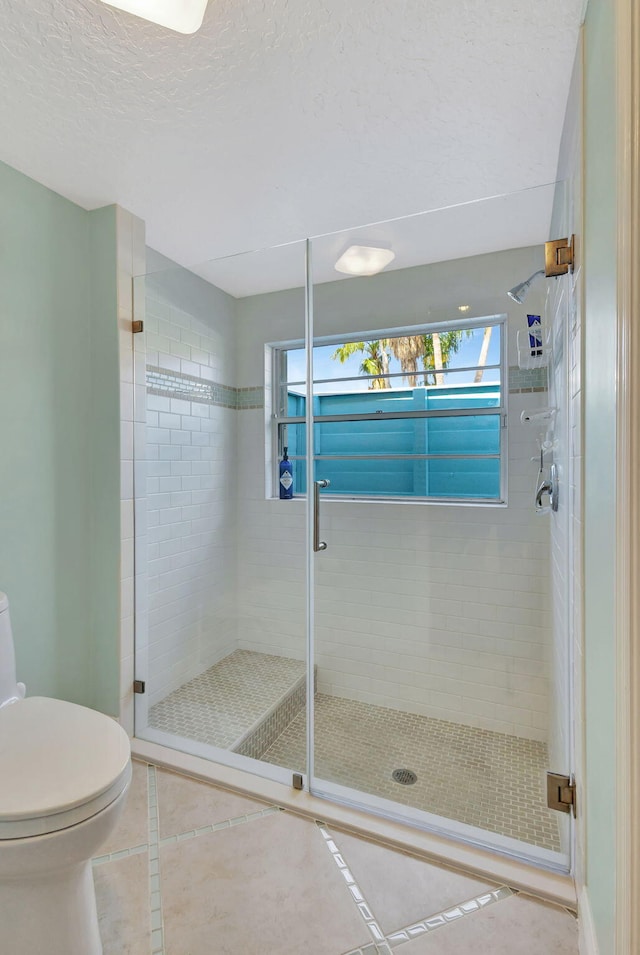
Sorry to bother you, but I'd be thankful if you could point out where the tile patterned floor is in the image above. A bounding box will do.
[147,651,559,851]
[262,694,561,851]
[93,760,578,955]
[148,650,305,750]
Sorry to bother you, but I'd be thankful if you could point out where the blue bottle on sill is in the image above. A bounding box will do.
[279,448,293,499]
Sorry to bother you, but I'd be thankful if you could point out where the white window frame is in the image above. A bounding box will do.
[267,315,508,506]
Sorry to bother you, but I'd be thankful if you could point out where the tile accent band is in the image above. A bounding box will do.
[146,365,546,410]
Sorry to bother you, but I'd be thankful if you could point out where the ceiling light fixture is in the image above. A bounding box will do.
[100,0,209,34]
[334,245,395,277]
[457,305,470,312]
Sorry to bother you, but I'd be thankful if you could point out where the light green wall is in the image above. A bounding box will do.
[0,161,120,715]
[583,0,617,949]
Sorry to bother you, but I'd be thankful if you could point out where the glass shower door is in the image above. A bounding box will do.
[305,191,572,870]
[133,240,311,787]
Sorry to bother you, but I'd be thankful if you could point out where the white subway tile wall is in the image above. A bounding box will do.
[135,246,557,751]
[143,282,238,707]
[235,390,552,741]
[545,56,583,861]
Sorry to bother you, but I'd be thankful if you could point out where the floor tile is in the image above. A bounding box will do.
[94,852,151,955]
[156,767,274,838]
[148,653,559,851]
[99,759,149,856]
[263,694,559,851]
[395,894,578,954]
[160,810,372,955]
[329,828,494,934]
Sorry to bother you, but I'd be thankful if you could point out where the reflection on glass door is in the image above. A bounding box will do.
[132,186,574,872]
[301,201,571,868]
[133,241,310,786]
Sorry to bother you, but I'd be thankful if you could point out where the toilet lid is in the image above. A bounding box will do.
[0,697,131,839]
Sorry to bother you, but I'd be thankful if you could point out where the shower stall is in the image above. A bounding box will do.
[133,184,574,872]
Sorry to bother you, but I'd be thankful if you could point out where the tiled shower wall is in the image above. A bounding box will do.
[546,45,583,861]
[234,246,554,742]
[135,245,558,744]
[142,262,238,707]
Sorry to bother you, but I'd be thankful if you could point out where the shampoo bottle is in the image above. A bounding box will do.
[279,447,293,499]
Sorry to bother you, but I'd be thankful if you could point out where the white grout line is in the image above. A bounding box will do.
[92,843,149,867]
[323,820,516,954]
[384,885,515,947]
[148,765,165,955]
[158,805,282,847]
[342,945,392,955]
[317,822,388,945]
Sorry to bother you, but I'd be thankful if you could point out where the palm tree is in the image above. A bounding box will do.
[332,340,390,389]
[332,330,468,388]
[474,326,493,383]
[420,330,468,384]
[386,336,424,387]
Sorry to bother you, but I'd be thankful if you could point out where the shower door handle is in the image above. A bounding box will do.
[313,479,330,552]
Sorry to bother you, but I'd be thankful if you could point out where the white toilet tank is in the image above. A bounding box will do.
[0,593,26,708]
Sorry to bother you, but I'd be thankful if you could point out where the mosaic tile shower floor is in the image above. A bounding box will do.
[148,650,305,750]
[147,651,560,851]
[262,694,560,851]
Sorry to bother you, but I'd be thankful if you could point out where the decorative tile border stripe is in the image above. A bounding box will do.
[92,843,148,867]
[147,365,545,408]
[147,766,165,955]
[508,365,547,393]
[236,386,265,409]
[146,365,262,410]
[317,822,387,945]
[158,805,282,847]
[385,886,515,948]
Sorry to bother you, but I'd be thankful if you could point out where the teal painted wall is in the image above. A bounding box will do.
[583,0,617,949]
[0,161,120,715]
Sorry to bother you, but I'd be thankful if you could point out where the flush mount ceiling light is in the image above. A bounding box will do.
[100,0,209,34]
[334,245,395,277]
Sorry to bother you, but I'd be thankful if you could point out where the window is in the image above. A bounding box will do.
[269,317,506,504]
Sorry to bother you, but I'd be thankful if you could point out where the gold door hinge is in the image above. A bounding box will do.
[545,236,575,276]
[133,680,146,694]
[132,320,144,334]
[547,772,576,815]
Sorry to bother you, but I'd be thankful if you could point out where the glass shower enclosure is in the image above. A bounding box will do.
[133,184,574,873]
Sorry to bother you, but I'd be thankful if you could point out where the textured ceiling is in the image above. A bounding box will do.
[0,0,583,270]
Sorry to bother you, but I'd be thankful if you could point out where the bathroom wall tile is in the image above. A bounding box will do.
[160,812,371,955]
[235,393,552,742]
[94,850,151,955]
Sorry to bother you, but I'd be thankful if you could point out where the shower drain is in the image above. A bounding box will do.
[392,768,417,785]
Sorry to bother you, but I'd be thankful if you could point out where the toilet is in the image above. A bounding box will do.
[0,592,131,954]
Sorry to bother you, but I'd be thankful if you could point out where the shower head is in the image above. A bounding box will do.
[507,269,545,304]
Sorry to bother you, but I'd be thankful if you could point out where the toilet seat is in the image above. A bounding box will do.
[0,697,131,839]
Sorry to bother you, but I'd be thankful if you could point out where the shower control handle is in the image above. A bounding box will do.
[314,479,330,552]
[535,463,558,512]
